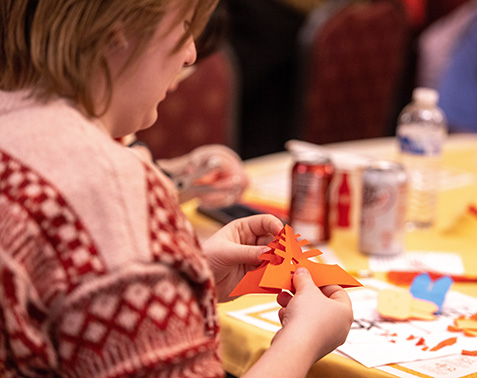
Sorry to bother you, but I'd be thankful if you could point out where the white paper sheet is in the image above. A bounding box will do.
[369,252,465,275]
[227,278,477,376]
[337,279,477,368]
[378,354,477,378]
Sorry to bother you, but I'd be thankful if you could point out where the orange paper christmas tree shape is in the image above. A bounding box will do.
[229,224,362,297]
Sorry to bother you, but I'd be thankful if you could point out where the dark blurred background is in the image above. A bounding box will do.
[137,0,471,160]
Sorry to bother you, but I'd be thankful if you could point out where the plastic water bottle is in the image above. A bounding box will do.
[396,87,447,229]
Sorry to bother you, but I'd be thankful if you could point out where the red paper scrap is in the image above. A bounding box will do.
[416,337,426,346]
[229,224,362,297]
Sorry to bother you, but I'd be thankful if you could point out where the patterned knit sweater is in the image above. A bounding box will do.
[0,91,223,377]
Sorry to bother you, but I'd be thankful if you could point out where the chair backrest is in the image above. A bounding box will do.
[293,0,410,145]
[426,0,470,26]
[136,47,239,160]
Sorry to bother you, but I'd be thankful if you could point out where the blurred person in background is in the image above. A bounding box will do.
[417,0,477,132]
[437,14,477,132]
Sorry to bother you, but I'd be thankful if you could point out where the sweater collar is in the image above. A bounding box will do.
[0,90,39,115]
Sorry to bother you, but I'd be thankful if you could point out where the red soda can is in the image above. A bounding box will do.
[359,160,407,256]
[289,152,334,244]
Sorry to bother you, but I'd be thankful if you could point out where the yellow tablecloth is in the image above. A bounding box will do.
[184,134,477,378]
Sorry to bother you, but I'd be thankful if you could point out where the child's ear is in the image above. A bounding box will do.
[109,27,129,52]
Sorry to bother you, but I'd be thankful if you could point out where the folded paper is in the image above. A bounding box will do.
[410,273,453,312]
[229,224,362,297]
[448,312,477,337]
[377,288,439,321]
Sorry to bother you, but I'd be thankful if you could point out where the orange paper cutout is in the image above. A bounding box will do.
[464,329,477,337]
[229,224,362,297]
[447,312,477,337]
[429,337,457,351]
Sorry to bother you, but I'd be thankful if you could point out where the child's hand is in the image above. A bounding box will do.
[274,268,353,362]
[202,214,283,302]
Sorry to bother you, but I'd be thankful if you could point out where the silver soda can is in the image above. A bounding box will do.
[359,161,407,255]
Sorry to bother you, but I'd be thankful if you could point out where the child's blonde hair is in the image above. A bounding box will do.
[0,0,218,116]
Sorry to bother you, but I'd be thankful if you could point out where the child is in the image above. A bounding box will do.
[0,1,352,376]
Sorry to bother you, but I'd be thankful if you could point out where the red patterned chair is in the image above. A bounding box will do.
[293,0,411,145]
[136,47,239,160]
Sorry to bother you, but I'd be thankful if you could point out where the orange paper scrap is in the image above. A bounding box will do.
[464,329,477,337]
[386,271,477,285]
[447,312,477,337]
[229,224,362,297]
[429,337,457,352]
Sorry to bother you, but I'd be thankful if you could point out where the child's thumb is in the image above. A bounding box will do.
[292,267,314,292]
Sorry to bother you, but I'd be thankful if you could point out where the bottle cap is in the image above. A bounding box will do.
[412,87,439,106]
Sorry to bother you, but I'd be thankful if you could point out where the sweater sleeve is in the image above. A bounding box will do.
[54,264,224,378]
[0,263,57,377]
[0,257,223,377]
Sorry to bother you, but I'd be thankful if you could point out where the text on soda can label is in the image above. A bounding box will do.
[289,152,334,245]
[359,160,407,256]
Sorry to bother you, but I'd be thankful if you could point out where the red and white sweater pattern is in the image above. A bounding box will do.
[0,91,223,377]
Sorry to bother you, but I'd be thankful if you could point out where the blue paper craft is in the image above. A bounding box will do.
[410,273,453,313]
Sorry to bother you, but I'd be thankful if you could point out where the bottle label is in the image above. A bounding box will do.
[398,134,442,156]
